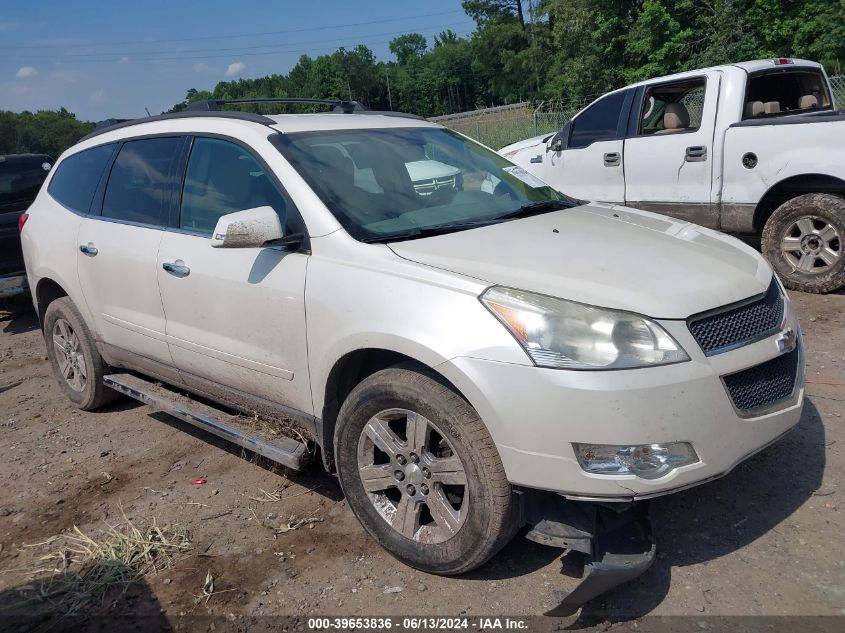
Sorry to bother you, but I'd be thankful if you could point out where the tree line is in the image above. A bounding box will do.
[3,1,844,156]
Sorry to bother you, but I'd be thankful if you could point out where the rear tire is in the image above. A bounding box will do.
[762,193,845,293]
[43,297,117,410]
[335,365,519,575]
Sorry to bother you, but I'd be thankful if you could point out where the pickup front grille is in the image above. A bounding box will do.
[723,346,800,414]
[688,280,784,355]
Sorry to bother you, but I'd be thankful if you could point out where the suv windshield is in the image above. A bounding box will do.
[272,127,571,242]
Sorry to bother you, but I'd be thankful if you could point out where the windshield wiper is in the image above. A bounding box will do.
[362,199,575,244]
[489,198,574,222]
[361,220,495,244]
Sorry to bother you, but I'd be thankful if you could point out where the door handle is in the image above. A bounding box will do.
[685,146,708,162]
[603,152,621,167]
[162,261,190,277]
[79,243,98,256]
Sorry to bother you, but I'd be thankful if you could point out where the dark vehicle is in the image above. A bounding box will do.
[0,154,53,298]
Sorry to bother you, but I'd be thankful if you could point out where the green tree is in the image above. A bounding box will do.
[389,33,428,65]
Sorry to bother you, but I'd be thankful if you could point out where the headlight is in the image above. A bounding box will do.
[481,286,689,370]
[573,442,699,479]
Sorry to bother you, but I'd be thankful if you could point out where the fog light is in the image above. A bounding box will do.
[573,442,698,480]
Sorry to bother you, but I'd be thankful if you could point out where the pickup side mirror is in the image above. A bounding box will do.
[210,206,284,248]
[547,122,571,153]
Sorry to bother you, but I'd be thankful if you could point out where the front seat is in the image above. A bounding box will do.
[799,94,819,109]
[654,102,690,135]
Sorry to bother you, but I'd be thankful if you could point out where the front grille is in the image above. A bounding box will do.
[688,280,784,355]
[723,346,800,413]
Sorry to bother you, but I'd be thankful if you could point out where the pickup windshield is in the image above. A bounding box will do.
[272,127,571,242]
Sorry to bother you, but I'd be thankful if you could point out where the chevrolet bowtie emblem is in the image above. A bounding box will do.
[776,327,797,354]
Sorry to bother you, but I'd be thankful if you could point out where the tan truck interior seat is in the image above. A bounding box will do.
[799,94,819,109]
[745,101,764,117]
[655,102,690,134]
[763,101,780,114]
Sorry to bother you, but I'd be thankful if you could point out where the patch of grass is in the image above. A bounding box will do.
[12,512,190,616]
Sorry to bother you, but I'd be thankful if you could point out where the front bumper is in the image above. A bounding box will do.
[0,272,28,299]
[437,309,804,500]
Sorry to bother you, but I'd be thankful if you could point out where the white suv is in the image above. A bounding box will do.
[21,100,804,614]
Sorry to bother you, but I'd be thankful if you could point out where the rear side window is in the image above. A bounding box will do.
[743,70,832,118]
[569,91,627,149]
[180,137,288,234]
[102,137,181,226]
[47,144,116,214]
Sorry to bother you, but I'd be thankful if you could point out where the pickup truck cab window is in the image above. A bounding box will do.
[638,78,706,135]
[180,137,289,235]
[47,143,116,214]
[568,90,627,149]
[743,69,832,119]
[102,137,181,227]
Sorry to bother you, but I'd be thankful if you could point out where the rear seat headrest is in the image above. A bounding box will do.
[744,101,764,117]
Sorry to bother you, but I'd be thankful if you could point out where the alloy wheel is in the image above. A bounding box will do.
[781,215,841,273]
[356,408,469,544]
[52,317,87,392]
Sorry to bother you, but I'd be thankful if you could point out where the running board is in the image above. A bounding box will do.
[103,373,310,470]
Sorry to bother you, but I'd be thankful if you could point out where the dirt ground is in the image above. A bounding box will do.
[0,289,843,630]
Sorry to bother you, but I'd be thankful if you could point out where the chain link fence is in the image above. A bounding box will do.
[435,74,845,150]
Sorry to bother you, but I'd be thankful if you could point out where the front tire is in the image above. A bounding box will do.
[43,297,117,410]
[762,193,845,293]
[335,366,518,575]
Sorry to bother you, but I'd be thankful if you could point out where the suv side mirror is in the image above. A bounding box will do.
[210,206,284,248]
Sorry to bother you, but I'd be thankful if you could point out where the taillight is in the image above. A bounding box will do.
[774,57,793,65]
[18,212,29,233]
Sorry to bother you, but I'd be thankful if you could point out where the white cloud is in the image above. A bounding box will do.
[119,56,131,64]
[225,61,246,78]
[16,66,38,79]
[193,63,209,73]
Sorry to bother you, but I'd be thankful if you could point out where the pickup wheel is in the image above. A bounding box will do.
[335,366,518,575]
[762,193,845,294]
[43,297,117,410]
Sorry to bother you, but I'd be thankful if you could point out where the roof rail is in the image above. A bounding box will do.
[186,98,366,114]
[78,110,278,143]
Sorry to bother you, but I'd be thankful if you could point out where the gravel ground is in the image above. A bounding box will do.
[0,290,842,631]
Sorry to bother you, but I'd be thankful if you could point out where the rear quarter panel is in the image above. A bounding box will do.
[21,183,91,328]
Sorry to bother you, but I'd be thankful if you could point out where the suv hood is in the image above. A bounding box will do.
[388,204,772,319]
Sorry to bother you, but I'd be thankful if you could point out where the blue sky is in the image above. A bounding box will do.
[0,0,475,121]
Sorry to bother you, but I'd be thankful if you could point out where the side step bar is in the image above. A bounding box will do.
[103,373,310,470]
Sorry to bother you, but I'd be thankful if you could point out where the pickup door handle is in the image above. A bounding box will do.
[685,146,708,162]
[79,244,98,256]
[162,261,190,277]
[603,152,621,167]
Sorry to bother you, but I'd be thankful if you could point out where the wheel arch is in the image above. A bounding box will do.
[35,277,69,329]
[319,347,465,473]
[754,173,845,232]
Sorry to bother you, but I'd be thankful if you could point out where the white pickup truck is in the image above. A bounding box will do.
[501,58,844,293]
